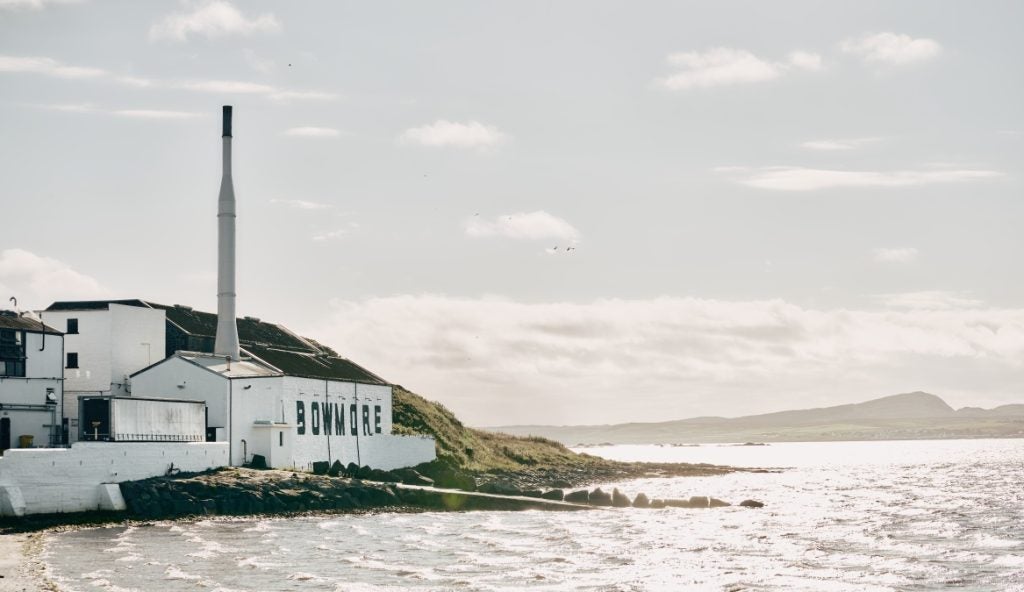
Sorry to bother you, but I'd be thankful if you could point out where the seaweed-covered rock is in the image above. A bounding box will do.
[541,489,564,501]
[564,489,589,503]
[611,488,631,508]
[588,488,612,506]
[739,499,764,508]
[632,493,651,508]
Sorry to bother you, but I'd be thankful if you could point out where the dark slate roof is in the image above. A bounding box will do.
[0,312,62,335]
[244,344,386,385]
[45,299,150,311]
[147,302,314,352]
[45,299,388,384]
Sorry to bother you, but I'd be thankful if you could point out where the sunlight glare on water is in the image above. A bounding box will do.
[42,439,1024,591]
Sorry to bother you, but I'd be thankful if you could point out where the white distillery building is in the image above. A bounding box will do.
[38,301,165,443]
[131,349,435,470]
[0,311,64,452]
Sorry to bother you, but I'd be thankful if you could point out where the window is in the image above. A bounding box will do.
[66,352,79,369]
[66,318,79,334]
[0,329,25,377]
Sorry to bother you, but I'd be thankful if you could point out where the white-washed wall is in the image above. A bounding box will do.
[43,309,111,393]
[0,441,228,516]
[130,356,231,436]
[0,331,63,448]
[109,304,166,396]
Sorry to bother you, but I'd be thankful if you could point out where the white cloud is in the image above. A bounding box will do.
[720,166,1002,191]
[877,291,985,310]
[787,51,823,71]
[0,55,105,78]
[150,1,280,42]
[800,137,882,151]
[841,32,942,66]
[0,0,81,11]
[112,109,201,120]
[0,249,108,310]
[465,211,580,244]
[0,54,337,102]
[45,103,201,120]
[310,294,1024,425]
[873,247,918,263]
[657,48,781,90]
[312,224,358,242]
[269,90,340,102]
[655,47,822,91]
[178,79,276,94]
[270,198,333,210]
[399,120,507,149]
[284,126,340,138]
[242,48,275,74]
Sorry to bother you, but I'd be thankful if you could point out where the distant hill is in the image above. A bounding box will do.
[485,392,1024,445]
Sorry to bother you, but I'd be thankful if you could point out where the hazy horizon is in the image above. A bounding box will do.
[2,1,1022,425]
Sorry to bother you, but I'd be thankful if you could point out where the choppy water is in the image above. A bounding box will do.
[42,439,1024,591]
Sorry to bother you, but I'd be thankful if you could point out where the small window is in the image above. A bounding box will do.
[66,318,79,334]
[66,352,79,369]
[279,432,283,446]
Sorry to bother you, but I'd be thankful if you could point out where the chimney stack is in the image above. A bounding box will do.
[214,105,240,361]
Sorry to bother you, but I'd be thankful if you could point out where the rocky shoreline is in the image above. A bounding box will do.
[0,459,768,534]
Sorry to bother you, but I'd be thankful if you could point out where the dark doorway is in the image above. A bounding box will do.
[1,417,10,454]
[80,398,110,441]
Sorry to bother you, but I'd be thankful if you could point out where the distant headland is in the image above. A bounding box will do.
[485,392,1024,445]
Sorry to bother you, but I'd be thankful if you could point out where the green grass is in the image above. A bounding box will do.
[391,385,607,473]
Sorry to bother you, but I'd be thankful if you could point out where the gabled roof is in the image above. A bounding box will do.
[243,344,387,385]
[44,299,150,312]
[147,302,314,352]
[0,312,62,335]
[50,299,389,385]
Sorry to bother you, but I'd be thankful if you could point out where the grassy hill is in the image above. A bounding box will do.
[487,392,1024,445]
[390,385,610,473]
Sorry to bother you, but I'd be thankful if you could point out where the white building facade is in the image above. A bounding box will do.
[131,351,435,471]
[39,301,166,443]
[0,312,63,452]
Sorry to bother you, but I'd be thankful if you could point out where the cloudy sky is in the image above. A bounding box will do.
[1,1,1022,425]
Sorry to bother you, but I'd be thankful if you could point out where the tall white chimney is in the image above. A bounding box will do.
[214,105,241,361]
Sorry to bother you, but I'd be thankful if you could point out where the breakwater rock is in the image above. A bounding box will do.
[118,468,591,520]
[116,468,765,521]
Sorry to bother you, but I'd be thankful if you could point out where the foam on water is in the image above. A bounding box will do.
[41,439,1024,591]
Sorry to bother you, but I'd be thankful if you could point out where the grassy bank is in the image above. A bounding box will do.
[390,386,741,487]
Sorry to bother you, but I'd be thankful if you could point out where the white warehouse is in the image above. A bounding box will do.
[0,312,64,452]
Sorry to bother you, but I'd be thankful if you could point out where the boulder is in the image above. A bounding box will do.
[367,468,401,483]
[540,489,564,501]
[708,497,730,508]
[611,488,631,508]
[649,499,666,509]
[588,488,612,506]
[346,462,360,477]
[249,454,268,470]
[739,499,765,508]
[564,489,589,504]
[632,493,651,508]
[312,461,330,476]
[478,480,522,496]
[522,490,545,499]
[327,460,344,477]
[391,468,435,487]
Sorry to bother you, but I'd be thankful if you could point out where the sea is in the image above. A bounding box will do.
[40,439,1024,592]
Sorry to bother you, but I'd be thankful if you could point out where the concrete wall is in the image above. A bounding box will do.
[0,331,63,449]
[0,441,228,516]
[109,304,166,396]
